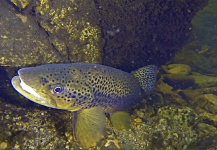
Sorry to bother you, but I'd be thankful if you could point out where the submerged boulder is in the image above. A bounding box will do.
[0,0,209,71]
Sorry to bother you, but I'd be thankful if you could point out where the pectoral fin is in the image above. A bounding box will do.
[73,107,106,149]
[110,111,130,130]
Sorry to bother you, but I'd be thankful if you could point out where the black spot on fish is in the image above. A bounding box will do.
[41,78,49,85]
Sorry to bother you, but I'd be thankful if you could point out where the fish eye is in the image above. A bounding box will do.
[53,86,64,94]
[50,83,65,95]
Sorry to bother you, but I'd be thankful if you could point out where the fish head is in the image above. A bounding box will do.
[11,64,90,111]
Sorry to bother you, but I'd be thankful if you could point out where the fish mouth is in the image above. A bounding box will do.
[11,69,57,108]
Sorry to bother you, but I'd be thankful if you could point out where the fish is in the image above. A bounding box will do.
[11,62,158,149]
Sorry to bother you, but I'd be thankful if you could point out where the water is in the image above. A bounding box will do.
[0,0,217,149]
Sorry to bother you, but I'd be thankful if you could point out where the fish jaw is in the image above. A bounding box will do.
[11,72,58,108]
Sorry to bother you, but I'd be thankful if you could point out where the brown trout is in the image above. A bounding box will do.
[11,63,157,149]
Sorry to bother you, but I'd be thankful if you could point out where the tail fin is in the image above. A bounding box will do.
[133,65,158,95]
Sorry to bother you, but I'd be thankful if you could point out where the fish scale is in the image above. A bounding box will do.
[36,63,142,112]
[11,62,158,149]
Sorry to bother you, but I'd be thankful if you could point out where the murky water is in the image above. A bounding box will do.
[0,0,217,149]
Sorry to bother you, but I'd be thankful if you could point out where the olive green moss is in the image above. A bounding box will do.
[10,0,32,9]
[34,0,104,64]
[0,0,67,67]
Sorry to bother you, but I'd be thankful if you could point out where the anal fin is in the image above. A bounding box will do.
[110,111,130,131]
[73,107,106,149]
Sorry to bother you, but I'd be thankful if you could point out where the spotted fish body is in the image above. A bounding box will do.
[11,63,157,148]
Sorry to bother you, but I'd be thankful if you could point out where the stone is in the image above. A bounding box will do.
[0,1,66,67]
[192,94,217,114]
[199,111,217,126]
[162,64,191,75]
[0,99,77,149]
[157,106,199,128]
[1,0,209,72]
[162,73,217,89]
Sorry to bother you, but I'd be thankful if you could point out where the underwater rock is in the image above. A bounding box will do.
[34,0,104,64]
[1,0,209,70]
[192,94,217,114]
[156,80,173,94]
[157,105,199,128]
[196,123,217,135]
[10,0,32,9]
[0,142,8,150]
[198,111,217,127]
[162,64,191,75]
[0,98,78,149]
[99,0,209,71]
[188,123,217,149]
[106,108,198,149]
[161,73,217,89]
[179,87,217,101]
[192,73,217,88]
[0,0,67,67]
[188,133,217,149]
[146,92,164,109]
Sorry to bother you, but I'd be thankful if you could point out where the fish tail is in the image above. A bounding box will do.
[133,65,158,94]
